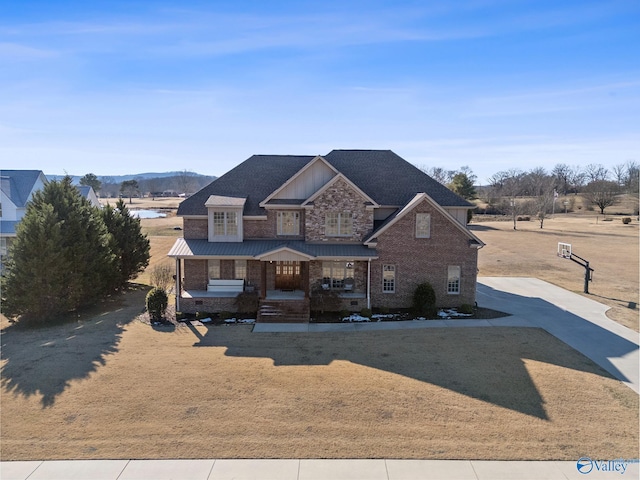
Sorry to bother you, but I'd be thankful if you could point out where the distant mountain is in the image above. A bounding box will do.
[45,171,217,197]
[45,171,214,183]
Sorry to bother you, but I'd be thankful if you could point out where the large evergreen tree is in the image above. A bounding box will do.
[100,199,150,288]
[1,177,115,321]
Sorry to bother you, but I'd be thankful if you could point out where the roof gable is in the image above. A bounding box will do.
[364,192,484,247]
[302,173,378,207]
[260,156,337,206]
[0,170,47,208]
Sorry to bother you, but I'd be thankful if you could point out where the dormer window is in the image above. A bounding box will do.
[206,195,245,242]
[277,211,300,236]
[213,211,238,236]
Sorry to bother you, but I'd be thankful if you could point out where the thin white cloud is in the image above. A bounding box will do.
[0,42,57,59]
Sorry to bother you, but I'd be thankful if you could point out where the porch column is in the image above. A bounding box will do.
[260,261,267,299]
[175,258,182,312]
[367,258,371,310]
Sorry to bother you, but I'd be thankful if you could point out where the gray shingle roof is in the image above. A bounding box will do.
[168,238,377,259]
[177,150,471,217]
[177,155,314,216]
[0,170,45,208]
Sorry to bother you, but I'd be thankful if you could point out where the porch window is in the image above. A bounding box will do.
[277,211,300,236]
[382,264,395,293]
[326,212,352,236]
[208,259,220,279]
[213,211,238,236]
[416,213,431,238]
[235,260,247,280]
[322,261,354,289]
[447,266,461,294]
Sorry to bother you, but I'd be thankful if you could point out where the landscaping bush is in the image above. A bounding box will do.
[146,287,168,322]
[412,282,437,317]
[622,217,632,224]
[236,291,259,314]
[310,284,342,313]
[219,311,233,320]
[360,308,372,318]
[175,311,187,321]
[459,304,474,314]
[195,311,214,320]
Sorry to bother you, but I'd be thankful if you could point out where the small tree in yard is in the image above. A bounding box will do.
[413,282,437,318]
[583,180,620,214]
[100,199,150,289]
[150,264,173,292]
[146,287,168,322]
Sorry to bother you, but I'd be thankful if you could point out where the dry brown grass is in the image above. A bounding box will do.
[472,214,639,331]
[1,293,637,461]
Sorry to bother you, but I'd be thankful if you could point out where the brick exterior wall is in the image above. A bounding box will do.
[183,259,208,290]
[179,297,238,315]
[369,198,478,309]
[183,218,208,239]
[244,210,306,239]
[305,178,373,242]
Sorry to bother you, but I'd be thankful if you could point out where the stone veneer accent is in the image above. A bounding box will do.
[369,198,477,309]
[305,178,373,242]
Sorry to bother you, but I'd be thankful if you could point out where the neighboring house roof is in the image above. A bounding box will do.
[168,238,378,260]
[77,185,101,208]
[0,220,19,237]
[0,170,45,208]
[177,150,472,217]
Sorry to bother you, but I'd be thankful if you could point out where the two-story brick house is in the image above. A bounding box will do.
[168,150,484,320]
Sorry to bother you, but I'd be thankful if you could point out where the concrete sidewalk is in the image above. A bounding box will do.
[3,459,639,479]
[254,277,639,393]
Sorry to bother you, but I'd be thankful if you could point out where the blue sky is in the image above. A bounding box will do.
[1,0,638,183]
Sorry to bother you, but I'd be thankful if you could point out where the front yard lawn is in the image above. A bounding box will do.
[1,288,637,460]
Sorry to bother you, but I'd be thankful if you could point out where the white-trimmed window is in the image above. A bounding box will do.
[447,266,461,294]
[326,212,353,236]
[277,211,300,235]
[234,260,247,280]
[382,264,395,293]
[416,213,431,238]
[213,211,238,236]
[322,261,354,289]
[208,259,220,280]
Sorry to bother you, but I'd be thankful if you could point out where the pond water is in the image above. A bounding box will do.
[129,210,167,219]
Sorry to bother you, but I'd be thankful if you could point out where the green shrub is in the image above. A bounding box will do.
[360,308,372,318]
[146,287,168,322]
[413,282,437,317]
[378,305,390,315]
[235,291,259,313]
[622,217,632,224]
[219,311,233,320]
[459,304,474,314]
[175,311,186,321]
[195,311,214,320]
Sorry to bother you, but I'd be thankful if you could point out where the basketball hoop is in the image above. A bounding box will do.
[557,242,572,259]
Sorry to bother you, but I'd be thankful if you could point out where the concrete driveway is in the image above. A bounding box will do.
[477,277,639,393]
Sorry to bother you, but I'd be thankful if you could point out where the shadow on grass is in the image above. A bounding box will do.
[187,322,622,420]
[1,286,147,408]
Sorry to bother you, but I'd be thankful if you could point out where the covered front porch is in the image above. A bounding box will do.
[168,238,377,317]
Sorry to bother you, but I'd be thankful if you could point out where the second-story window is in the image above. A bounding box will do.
[277,211,300,235]
[213,211,238,236]
[326,212,353,236]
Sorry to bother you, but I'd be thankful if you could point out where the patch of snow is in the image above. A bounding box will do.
[371,314,395,319]
[342,314,371,322]
[414,317,427,321]
[239,319,255,324]
[224,318,236,323]
[437,309,472,319]
[200,317,212,323]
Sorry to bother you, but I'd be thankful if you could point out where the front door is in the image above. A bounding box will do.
[275,261,302,291]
